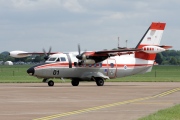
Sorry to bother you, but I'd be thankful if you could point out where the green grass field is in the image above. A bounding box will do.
[0,65,180,83]
[116,65,180,82]
[139,104,180,120]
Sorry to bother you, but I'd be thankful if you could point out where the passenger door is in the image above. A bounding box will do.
[107,58,117,78]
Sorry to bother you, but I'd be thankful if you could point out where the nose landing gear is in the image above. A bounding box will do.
[43,79,54,86]
[48,80,54,86]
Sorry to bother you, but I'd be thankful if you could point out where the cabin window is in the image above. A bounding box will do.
[48,57,57,61]
[60,57,66,62]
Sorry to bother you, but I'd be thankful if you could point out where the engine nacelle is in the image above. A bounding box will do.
[142,46,165,54]
[82,54,87,60]
[9,51,31,58]
[83,59,95,64]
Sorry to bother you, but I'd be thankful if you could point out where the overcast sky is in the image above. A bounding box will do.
[0,0,180,53]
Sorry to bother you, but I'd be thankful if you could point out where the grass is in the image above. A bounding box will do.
[139,104,180,120]
[112,65,180,82]
[0,65,180,83]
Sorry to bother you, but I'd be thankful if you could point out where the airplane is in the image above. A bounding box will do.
[10,22,172,86]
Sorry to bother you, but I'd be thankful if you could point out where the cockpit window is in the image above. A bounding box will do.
[60,57,66,62]
[48,57,57,61]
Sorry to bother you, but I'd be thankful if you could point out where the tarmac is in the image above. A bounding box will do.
[0,82,180,120]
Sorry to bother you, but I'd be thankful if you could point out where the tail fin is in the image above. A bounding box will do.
[135,22,166,60]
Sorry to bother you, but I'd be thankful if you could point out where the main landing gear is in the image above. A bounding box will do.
[42,77,105,87]
[92,77,104,86]
[71,78,80,86]
[43,79,54,86]
[95,77,104,86]
[71,77,104,86]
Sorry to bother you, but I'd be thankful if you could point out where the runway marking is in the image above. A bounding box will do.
[34,87,180,120]
[133,102,172,105]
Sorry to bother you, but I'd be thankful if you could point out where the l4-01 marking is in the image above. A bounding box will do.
[53,70,59,75]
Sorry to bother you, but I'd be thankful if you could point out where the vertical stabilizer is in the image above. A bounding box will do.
[135,22,166,60]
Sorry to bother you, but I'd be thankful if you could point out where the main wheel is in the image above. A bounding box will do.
[95,78,104,86]
[71,79,79,86]
[48,80,54,86]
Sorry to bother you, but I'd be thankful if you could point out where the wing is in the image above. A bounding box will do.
[9,50,58,58]
[9,47,58,58]
[95,48,141,55]
[17,52,57,55]
[159,45,172,49]
[76,48,141,64]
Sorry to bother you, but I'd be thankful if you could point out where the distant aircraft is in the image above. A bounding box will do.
[10,22,172,86]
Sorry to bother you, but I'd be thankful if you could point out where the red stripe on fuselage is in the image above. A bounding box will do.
[35,62,69,69]
[34,62,153,70]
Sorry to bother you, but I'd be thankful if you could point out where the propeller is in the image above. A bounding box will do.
[76,44,83,60]
[43,47,52,60]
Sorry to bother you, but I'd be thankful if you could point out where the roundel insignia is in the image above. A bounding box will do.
[124,65,127,70]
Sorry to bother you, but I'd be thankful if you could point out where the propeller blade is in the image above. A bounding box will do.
[43,48,47,56]
[78,44,81,55]
[76,44,83,60]
[48,47,52,56]
[43,47,52,61]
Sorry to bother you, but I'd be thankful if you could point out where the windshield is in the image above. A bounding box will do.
[47,57,66,62]
[47,57,57,61]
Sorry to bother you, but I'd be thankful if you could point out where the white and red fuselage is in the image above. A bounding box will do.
[31,52,153,79]
[25,22,171,86]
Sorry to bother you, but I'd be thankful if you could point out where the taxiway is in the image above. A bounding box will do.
[0,82,179,120]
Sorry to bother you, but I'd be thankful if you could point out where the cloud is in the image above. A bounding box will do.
[61,0,85,13]
[0,0,180,52]
[0,0,85,13]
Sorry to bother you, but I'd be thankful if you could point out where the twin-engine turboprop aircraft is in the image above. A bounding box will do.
[9,22,171,86]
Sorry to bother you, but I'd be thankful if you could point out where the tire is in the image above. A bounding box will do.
[71,79,79,86]
[48,80,54,86]
[95,78,104,86]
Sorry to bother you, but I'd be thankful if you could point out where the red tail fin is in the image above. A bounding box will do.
[135,22,166,60]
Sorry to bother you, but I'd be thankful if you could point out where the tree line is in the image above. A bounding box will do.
[0,50,180,65]
[155,50,180,65]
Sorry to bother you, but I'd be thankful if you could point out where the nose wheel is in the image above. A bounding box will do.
[48,80,54,86]
[43,79,54,86]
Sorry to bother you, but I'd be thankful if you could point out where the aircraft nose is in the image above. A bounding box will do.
[27,67,34,76]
